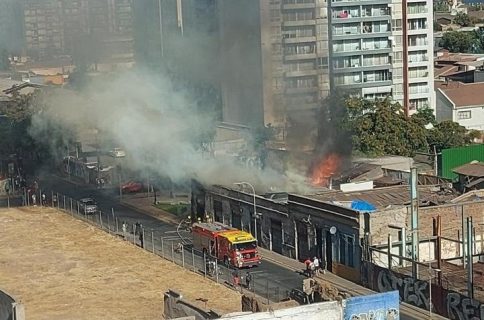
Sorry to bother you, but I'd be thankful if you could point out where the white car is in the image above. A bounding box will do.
[79,198,98,215]
[109,148,126,158]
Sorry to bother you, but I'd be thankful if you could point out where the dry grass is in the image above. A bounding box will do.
[0,207,241,320]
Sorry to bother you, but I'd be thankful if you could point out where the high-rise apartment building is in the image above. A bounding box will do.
[217,0,330,150]
[0,0,24,53]
[329,0,434,114]
[21,0,134,62]
[133,0,434,150]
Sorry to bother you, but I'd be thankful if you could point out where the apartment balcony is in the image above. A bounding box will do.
[332,63,391,72]
[285,69,319,77]
[283,20,317,27]
[408,28,428,35]
[284,53,317,61]
[408,91,431,100]
[408,76,430,83]
[331,0,391,7]
[408,44,429,51]
[282,3,316,10]
[285,86,320,94]
[283,36,317,44]
[408,58,429,67]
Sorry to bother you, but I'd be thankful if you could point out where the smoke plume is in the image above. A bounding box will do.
[30,70,314,193]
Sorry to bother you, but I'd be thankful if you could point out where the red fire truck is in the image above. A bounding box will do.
[192,222,262,268]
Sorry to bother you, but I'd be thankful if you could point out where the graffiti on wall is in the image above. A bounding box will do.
[343,291,400,320]
[368,263,483,320]
[447,292,484,320]
[376,268,429,310]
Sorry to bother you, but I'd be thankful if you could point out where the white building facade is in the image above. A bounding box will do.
[328,0,434,114]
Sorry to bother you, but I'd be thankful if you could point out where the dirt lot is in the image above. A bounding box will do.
[0,207,241,319]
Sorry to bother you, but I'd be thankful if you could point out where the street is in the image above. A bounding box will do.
[37,174,307,301]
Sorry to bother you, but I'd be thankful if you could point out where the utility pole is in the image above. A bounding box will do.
[467,217,474,299]
[410,167,419,279]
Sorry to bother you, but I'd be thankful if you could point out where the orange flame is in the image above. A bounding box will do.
[311,154,341,187]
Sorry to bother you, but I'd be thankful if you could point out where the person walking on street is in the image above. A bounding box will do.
[232,270,240,287]
[245,271,252,290]
[304,257,312,277]
[41,193,46,206]
[122,221,127,237]
[52,193,57,207]
[31,194,36,206]
[313,256,320,276]
[309,260,315,278]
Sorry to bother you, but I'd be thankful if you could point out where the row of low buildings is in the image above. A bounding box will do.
[190,152,484,318]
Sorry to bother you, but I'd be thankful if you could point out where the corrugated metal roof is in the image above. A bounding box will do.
[306,185,456,209]
[452,162,484,177]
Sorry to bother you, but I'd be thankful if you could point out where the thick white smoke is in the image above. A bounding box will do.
[30,70,312,193]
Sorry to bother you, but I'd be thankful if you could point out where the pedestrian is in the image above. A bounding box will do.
[309,260,315,278]
[232,270,240,287]
[122,221,127,235]
[313,256,320,275]
[41,193,46,206]
[135,221,141,235]
[304,257,311,277]
[245,271,252,290]
[52,193,57,207]
[139,230,144,248]
[31,194,36,206]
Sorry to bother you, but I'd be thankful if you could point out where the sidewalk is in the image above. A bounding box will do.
[120,194,182,225]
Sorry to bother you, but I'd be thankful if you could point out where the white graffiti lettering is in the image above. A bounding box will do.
[350,308,399,320]
[447,292,483,320]
[377,270,429,310]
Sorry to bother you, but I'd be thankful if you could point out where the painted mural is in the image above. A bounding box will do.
[343,291,400,320]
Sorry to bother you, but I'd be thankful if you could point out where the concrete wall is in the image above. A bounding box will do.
[435,89,454,123]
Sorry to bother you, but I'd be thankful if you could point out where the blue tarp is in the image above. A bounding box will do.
[351,200,376,212]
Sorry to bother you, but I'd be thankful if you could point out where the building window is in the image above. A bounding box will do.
[457,110,472,120]
[338,234,356,268]
[392,19,402,31]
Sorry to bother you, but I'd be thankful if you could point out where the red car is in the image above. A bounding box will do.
[121,181,143,193]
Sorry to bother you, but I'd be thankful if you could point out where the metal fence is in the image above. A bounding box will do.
[10,189,291,304]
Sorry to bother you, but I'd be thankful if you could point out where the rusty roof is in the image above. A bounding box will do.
[438,82,484,107]
[306,185,456,209]
[434,65,460,78]
[452,162,484,177]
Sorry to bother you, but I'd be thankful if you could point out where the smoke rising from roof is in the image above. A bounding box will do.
[30,71,313,193]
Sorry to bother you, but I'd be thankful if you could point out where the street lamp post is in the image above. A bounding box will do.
[234,182,258,241]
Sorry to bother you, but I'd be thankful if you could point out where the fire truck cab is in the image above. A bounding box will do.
[192,222,261,268]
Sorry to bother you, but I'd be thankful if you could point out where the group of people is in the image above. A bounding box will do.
[304,256,324,278]
[231,270,253,290]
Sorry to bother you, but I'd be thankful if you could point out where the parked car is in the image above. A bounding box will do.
[79,198,98,215]
[109,148,126,158]
[121,181,143,193]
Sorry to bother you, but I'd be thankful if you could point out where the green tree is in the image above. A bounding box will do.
[345,98,428,157]
[427,120,470,151]
[454,12,472,27]
[441,31,480,53]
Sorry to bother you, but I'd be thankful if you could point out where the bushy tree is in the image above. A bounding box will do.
[321,96,473,157]
[441,31,480,53]
[427,120,470,151]
[454,12,472,27]
[344,98,428,157]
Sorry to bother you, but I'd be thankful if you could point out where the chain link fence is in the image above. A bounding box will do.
[16,189,291,304]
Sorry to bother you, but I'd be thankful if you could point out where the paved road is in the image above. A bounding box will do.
[36,175,306,302]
